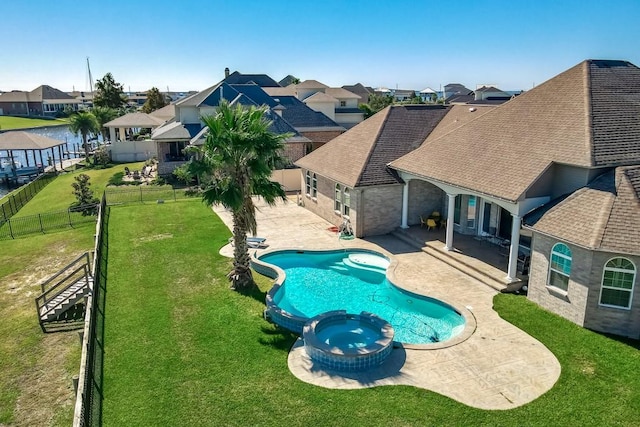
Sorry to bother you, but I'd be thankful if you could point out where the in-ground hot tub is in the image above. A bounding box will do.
[303,311,394,371]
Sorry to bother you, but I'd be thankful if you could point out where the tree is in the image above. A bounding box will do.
[142,87,167,113]
[93,73,127,109]
[70,174,99,215]
[189,101,290,292]
[69,111,99,163]
[358,93,394,118]
[91,106,118,142]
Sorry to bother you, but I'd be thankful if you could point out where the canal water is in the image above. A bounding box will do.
[0,125,97,198]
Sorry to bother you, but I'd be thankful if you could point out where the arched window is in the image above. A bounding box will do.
[548,243,571,291]
[305,171,311,195]
[600,258,636,309]
[311,173,317,197]
[343,187,350,216]
[334,184,342,212]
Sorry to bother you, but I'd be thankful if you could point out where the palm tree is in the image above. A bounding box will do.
[91,106,118,143]
[190,101,290,292]
[69,111,99,164]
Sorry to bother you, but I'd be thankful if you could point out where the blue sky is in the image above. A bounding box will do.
[2,0,640,92]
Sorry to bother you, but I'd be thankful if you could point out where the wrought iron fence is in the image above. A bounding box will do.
[0,172,56,221]
[0,203,97,240]
[104,186,196,205]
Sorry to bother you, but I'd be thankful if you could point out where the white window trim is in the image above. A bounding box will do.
[311,173,317,198]
[547,243,572,291]
[598,258,636,310]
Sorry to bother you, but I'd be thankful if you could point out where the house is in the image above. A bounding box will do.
[297,59,640,339]
[419,87,438,102]
[0,85,80,116]
[342,83,374,105]
[443,83,473,101]
[295,104,452,236]
[263,80,365,129]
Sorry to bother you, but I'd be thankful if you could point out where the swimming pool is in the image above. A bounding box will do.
[255,249,467,345]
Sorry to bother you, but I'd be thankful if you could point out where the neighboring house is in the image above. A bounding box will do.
[104,112,166,162]
[67,90,94,109]
[296,59,640,339]
[151,80,315,176]
[295,105,451,236]
[342,83,374,105]
[443,83,473,101]
[0,85,80,116]
[472,85,513,102]
[419,87,438,102]
[264,80,365,129]
[393,89,417,101]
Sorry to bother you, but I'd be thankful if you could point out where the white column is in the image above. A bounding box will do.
[109,127,116,144]
[506,214,521,282]
[445,193,456,250]
[401,180,410,229]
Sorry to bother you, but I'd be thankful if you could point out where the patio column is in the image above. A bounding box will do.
[109,127,116,143]
[506,213,522,282]
[445,193,455,251]
[400,179,410,229]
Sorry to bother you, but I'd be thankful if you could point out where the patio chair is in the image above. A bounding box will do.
[420,215,428,228]
[124,166,131,176]
[440,219,447,229]
[426,218,437,231]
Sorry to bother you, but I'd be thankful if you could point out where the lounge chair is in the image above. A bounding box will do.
[228,236,268,248]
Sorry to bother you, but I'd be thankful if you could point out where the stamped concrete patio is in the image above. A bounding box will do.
[214,197,560,410]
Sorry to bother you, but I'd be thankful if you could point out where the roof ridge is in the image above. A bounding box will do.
[584,60,595,166]
[354,106,392,186]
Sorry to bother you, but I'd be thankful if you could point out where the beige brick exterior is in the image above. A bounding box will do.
[528,232,640,339]
[282,142,308,164]
[407,179,445,226]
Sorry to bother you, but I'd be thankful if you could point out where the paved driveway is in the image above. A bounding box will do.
[213,198,560,410]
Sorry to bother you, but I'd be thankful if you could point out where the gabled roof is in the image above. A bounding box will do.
[296,80,329,89]
[391,59,640,202]
[295,105,450,187]
[524,167,640,255]
[325,87,361,100]
[105,112,165,128]
[278,75,299,86]
[223,71,280,87]
[229,84,278,108]
[152,121,201,140]
[303,92,338,103]
[149,103,175,121]
[263,86,296,97]
[30,85,75,101]
[420,88,437,94]
[342,83,373,95]
[274,96,343,130]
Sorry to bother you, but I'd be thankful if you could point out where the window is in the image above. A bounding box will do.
[311,173,317,197]
[466,196,477,228]
[548,243,571,291]
[600,258,636,309]
[305,171,311,195]
[334,184,342,212]
[343,187,350,216]
[340,101,346,107]
[453,195,461,225]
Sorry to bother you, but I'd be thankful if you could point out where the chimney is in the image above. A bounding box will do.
[224,67,230,78]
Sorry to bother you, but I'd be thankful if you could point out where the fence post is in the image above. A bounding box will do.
[39,213,44,233]
[10,195,16,215]
[140,187,143,203]
[173,189,177,201]
[68,208,73,228]
[1,203,6,221]
[7,218,14,239]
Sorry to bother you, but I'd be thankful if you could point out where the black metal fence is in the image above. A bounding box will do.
[104,186,196,205]
[75,196,108,427]
[0,204,98,240]
[0,172,56,221]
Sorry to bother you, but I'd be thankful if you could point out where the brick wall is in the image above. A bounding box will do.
[407,179,445,226]
[300,131,344,151]
[282,142,307,164]
[360,185,403,236]
[528,232,640,338]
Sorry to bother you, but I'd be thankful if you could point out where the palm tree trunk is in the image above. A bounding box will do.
[82,132,91,164]
[229,216,255,292]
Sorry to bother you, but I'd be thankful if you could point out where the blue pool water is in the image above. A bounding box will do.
[260,250,465,344]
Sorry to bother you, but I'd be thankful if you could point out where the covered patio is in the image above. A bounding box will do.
[0,131,67,185]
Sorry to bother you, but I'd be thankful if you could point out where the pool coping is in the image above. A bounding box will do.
[252,247,477,349]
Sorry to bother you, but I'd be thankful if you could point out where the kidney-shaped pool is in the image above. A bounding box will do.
[255,249,468,345]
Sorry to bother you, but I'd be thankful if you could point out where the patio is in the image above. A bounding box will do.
[214,198,560,410]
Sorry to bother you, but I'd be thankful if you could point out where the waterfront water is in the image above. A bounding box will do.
[0,125,98,198]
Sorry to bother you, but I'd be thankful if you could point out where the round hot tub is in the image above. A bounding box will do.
[303,311,394,372]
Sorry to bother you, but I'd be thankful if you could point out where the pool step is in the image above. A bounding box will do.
[327,264,349,274]
[342,257,386,274]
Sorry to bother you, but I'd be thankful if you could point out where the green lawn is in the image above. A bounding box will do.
[0,229,94,426]
[0,116,68,130]
[14,162,145,217]
[102,202,640,426]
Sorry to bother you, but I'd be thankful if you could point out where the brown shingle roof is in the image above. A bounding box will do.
[295,105,450,187]
[525,167,640,255]
[391,60,640,202]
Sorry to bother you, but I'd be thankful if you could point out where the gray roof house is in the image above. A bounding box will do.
[389,59,640,338]
[0,85,80,116]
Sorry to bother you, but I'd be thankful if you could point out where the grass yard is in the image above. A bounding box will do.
[0,116,67,130]
[13,162,145,217]
[102,202,640,426]
[0,229,95,426]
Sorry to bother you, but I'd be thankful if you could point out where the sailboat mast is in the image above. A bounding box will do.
[86,57,94,93]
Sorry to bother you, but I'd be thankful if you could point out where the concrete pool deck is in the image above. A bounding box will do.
[214,198,561,410]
